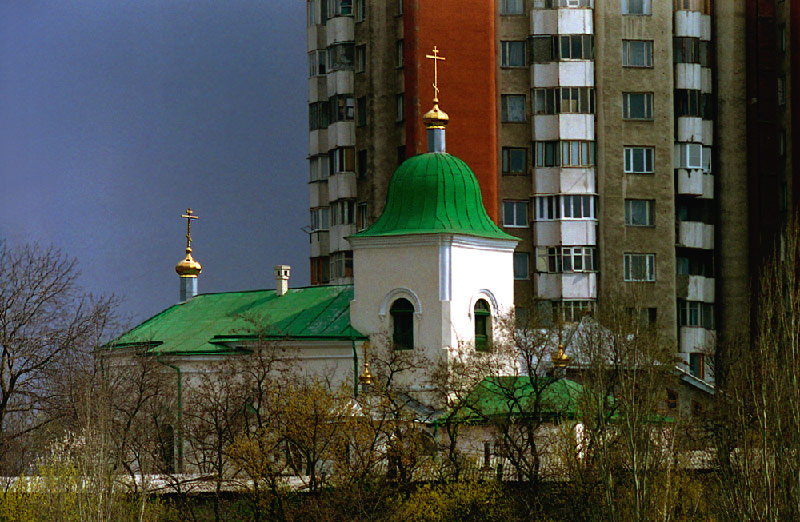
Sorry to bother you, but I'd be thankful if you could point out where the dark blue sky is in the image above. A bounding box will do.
[0,1,309,325]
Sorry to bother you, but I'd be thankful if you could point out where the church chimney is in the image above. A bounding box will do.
[175,208,202,302]
[275,265,290,296]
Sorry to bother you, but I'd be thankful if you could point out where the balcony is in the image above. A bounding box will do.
[534,220,597,246]
[534,167,596,194]
[676,117,704,143]
[310,230,330,258]
[328,171,356,200]
[677,274,715,302]
[677,221,714,250]
[531,61,594,88]
[324,16,354,46]
[675,63,702,90]
[679,327,715,353]
[674,10,702,38]
[531,7,593,36]
[532,114,594,141]
[536,272,597,300]
[676,169,703,197]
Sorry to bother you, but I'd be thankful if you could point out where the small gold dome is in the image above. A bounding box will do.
[175,247,202,277]
[423,103,449,129]
[553,344,570,369]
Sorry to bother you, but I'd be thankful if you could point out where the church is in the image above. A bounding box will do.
[111,78,523,404]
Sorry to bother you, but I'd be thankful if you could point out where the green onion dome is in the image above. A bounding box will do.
[353,153,516,240]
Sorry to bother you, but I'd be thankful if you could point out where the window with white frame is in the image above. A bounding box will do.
[561,141,595,167]
[501,41,526,67]
[330,251,354,279]
[502,147,527,175]
[328,42,355,71]
[534,195,596,220]
[674,143,702,169]
[537,246,597,273]
[624,253,656,282]
[702,146,712,173]
[535,87,595,114]
[329,94,355,123]
[502,95,526,122]
[309,155,330,181]
[534,141,560,167]
[624,199,655,226]
[331,147,355,173]
[310,207,330,231]
[503,200,528,228]
[624,146,654,173]
[623,92,653,119]
[331,199,356,226]
[514,253,530,279]
[327,0,353,18]
[678,299,714,329]
[535,0,593,6]
[554,300,594,323]
[622,0,651,14]
[501,0,525,14]
[622,40,653,67]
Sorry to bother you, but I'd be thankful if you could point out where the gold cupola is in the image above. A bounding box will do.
[175,247,202,277]
[176,208,201,302]
[423,45,449,151]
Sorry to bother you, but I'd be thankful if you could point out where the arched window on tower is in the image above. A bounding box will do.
[474,299,491,352]
[390,298,414,350]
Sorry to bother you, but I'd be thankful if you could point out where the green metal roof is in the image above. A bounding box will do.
[450,376,583,423]
[352,153,517,240]
[109,285,364,356]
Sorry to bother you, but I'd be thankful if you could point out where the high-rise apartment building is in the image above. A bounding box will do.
[305,0,794,385]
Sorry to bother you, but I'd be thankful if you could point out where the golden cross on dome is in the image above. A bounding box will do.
[181,208,199,249]
[425,45,446,103]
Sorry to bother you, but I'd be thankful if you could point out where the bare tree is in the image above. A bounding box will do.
[0,241,117,473]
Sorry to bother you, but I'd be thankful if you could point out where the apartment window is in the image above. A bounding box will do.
[624,146,654,173]
[675,89,701,117]
[534,88,558,114]
[531,35,594,62]
[474,300,491,352]
[357,149,367,177]
[702,146,712,173]
[331,147,355,173]
[309,50,328,76]
[622,0,651,14]
[534,140,594,167]
[701,93,715,119]
[332,199,356,226]
[308,0,317,26]
[502,95,526,122]
[356,96,367,126]
[309,155,330,182]
[778,25,786,53]
[535,0,593,6]
[778,76,786,106]
[678,300,714,329]
[675,143,702,169]
[625,199,655,226]
[674,0,701,11]
[310,207,330,231]
[327,0,353,18]
[624,253,656,282]
[554,300,594,323]
[534,141,560,167]
[396,0,403,15]
[355,45,366,73]
[699,41,711,67]
[779,129,787,156]
[397,145,406,165]
[674,37,701,64]
[689,353,704,379]
[666,389,678,410]
[310,256,330,285]
[501,41,527,67]
[330,251,354,279]
[396,94,404,122]
[329,94,355,123]
[514,253,530,279]
[356,0,365,21]
[308,53,317,77]
[502,147,527,175]
[309,101,329,130]
[561,140,595,166]
[503,200,529,228]
[357,203,368,231]
[622,40,653,67]
[559,87,595,113]
[534,195,596,220]
[396,40,404,68]
[537,246,597,273]
[501,0,525,14]
[391,298,414,349]
[623,92,653,120]
[328,42,355,71]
